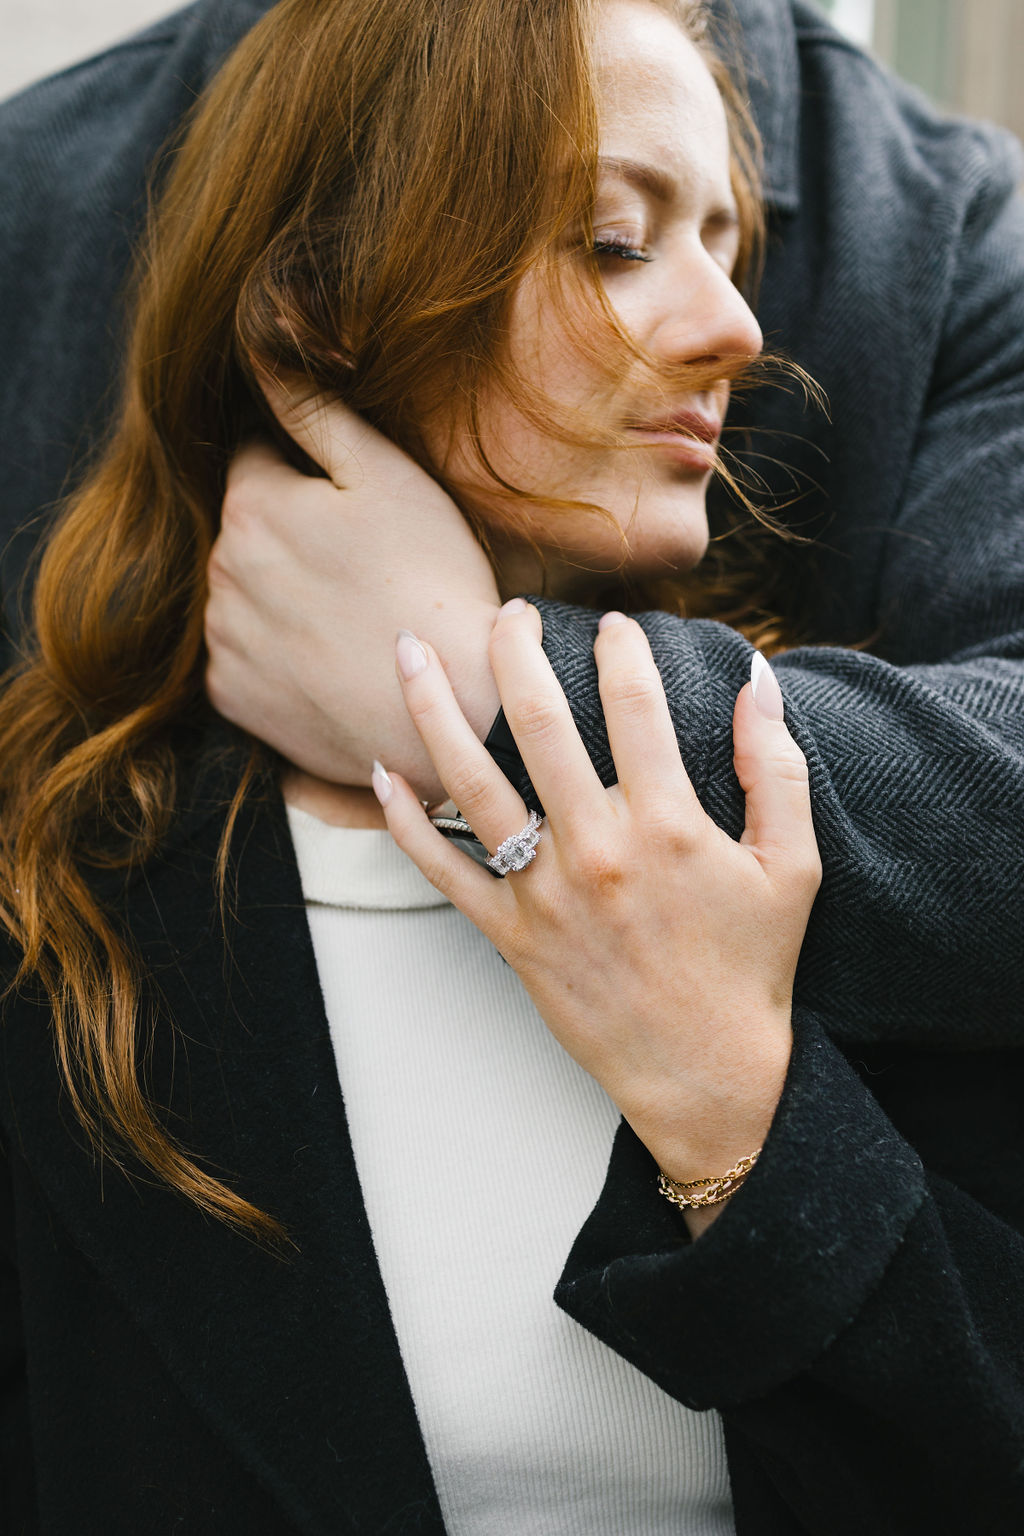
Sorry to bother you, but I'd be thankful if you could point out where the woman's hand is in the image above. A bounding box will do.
[205,385,501,798]
[373,600,821,1233]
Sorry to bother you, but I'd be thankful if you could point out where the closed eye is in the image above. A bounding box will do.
[591,238,653,264]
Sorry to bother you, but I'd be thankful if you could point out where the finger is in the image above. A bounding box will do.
[218,445,314,559]
[213,443,303,595]
[258,374,375,489]
[594,612,702,825]
[372,765,508,928]
[734,655,822,890]
[395,628,533,856]
[224,438,295,495]
[487,600,605,834]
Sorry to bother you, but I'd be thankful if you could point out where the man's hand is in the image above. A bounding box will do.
[205,388,501,797]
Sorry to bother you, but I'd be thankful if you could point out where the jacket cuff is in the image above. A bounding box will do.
[553,1011,927,1409]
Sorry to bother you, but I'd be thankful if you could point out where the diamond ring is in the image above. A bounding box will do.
[485,811,543,876]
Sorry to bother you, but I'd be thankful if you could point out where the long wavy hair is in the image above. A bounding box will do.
[0,0,785,1233]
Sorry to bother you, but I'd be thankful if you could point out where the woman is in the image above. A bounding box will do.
[0,2,1021,1534]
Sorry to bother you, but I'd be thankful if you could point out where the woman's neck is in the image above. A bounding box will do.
[280,766,388,829]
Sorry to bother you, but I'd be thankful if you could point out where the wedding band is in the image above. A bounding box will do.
[428,811,477,840]
[485,810,543,876]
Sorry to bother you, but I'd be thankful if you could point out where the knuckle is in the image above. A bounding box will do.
[801,849,824,892]
[204,658,222,705]
[637,801,694,850]
[204,660,236,720]
[203,595,223,640]
[768,750,811,787]
[507,693,565,744]
[604,669,663,717]
[780,845,822,896]
[205,546,235,595]
[574,841,627,892]
[219,481,256,535]
[442,754,494,814]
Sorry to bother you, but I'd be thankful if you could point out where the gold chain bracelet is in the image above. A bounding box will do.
[657,1151,760,1211]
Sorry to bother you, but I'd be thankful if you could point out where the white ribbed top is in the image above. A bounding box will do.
[287,804,734,1535]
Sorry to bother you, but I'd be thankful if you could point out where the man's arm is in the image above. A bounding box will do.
[514,598,1023,1036]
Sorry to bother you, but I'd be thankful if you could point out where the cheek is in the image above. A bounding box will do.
[425,273,632,523]
[504,271,612,423]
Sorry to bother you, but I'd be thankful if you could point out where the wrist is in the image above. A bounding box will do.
[656,1147,763,1240]
[626,1021,791,1186]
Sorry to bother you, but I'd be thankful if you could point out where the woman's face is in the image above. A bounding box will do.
[431,0,763,600]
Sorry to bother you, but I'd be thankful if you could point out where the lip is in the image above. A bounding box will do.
[626,409,722,472]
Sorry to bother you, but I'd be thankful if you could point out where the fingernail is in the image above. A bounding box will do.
[396,629,428,680]
[751,651,785,721]
[499,597,528,616]
[371,760,393,805]
[598,610,628,631]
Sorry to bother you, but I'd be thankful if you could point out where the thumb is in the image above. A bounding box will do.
[733,654,821,886]
[258,372,375,490]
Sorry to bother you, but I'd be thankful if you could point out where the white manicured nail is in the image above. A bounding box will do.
[598,610,629,631]
[371,760,393,806]
[751,652,785,721]
[396,630,428,680]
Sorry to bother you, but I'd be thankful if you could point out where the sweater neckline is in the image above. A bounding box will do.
[286,802,450,911]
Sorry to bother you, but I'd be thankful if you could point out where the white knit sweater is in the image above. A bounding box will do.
[288,805,735,1535]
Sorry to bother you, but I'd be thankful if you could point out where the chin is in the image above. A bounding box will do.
[546,544,709,608]
[479,486,710,604]
[612,525,711,584]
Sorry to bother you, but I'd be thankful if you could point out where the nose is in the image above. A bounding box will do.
[649,245,763,372]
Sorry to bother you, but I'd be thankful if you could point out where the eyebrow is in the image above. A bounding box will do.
[597,155,676,203]
[596,154,739,223]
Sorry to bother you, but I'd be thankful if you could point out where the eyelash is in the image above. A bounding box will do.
[590,237,653,264]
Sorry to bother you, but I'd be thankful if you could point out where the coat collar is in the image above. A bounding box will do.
[713,0,802,213]
[0,732,444,1534]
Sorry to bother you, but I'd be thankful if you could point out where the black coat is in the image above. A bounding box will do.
[2,729,1023,1536]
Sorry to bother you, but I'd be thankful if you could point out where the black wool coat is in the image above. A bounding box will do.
[1,729,1023,1535]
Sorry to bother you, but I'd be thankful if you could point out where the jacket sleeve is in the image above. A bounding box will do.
[497,133,1024,1051]
[554,1014,1024,1536]
[512,601,1024,1048]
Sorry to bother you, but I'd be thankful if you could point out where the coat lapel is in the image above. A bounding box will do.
[0,729,444,1534]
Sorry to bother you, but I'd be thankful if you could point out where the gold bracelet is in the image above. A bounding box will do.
[657,1151,760,1210]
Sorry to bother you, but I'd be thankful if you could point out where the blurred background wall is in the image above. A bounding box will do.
[0,0,180,101]
[1,0,1022,142]
[818,0,1024,139]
